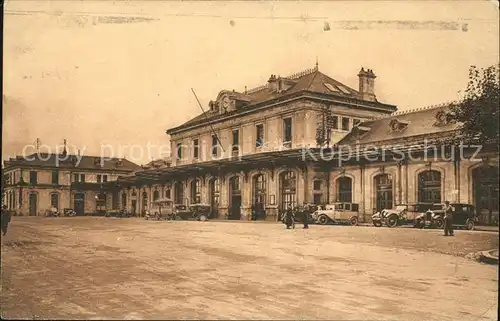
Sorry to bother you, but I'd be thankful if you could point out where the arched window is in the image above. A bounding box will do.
[165,189,171,199]
[142,191,148,209]
[418,170,441,203]
[153,189,160,201]
[336,177,352,203]
[50,193,59,209]
[252,174,266,206]
[279,171,296,210]
[190,179,201,204]
[374,174,393,212]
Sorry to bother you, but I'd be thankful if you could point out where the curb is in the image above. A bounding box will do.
[479,249,499,265]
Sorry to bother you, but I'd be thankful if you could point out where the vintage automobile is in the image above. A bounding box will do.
[145,198,175,220]
[311,203,360,226]
[414,203,446,228]
[424,203,478,230]
[189,203,211,221]
[174,204,192,220]
[106,209,132,218]
[372,203,435,228]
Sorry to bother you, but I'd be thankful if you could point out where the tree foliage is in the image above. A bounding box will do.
[450,64,499,146]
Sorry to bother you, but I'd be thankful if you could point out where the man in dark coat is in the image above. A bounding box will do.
[443,201,454,236]
[302,205,309,229]
[1,205,12,236]
[284,207,294,229]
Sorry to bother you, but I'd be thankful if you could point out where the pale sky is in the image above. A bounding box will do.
[3,0,499,164]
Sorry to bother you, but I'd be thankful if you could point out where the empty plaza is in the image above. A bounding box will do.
[1,217,498,320]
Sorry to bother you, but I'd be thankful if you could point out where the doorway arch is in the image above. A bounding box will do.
[279,171,296,211]
[374,174,393,212]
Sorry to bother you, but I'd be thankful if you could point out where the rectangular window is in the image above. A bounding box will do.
[313,180,322,191]
[212,135,219,157]
[73,173,80,183]
[51,170,59,185]
[331,116,339,130]
[176,143,182,160]
[232,129,239,153]
[283,117,292,146]
[29,171,37,184]
[193,139,199,159]
[341,117,350,131]
[80,174,85,183]
[353,118,361,127]
[103,175,108,183]
[256,124,264,148]
[97,175,102,183]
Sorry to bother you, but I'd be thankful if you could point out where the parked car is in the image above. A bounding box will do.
[189,203,211,221]
[106,209,132,218]
[174,204,192,220]
[146,198,174,220]
[414,203,446,228]
[312,203,360,226]
[372,203,435,228]
[425,203,478,230]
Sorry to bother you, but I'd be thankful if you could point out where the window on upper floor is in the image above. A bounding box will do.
[341,117,350,131]
[80,174,85,183]
[29,171,37,184]
[232,129,239,154]
[176,143,182,160]
[97,174,102,183]
[73,173,80,183]
[103,175,108,183]
[52,170,59,185]
[212,135,219,157]
[256,124,264,148]
[193,139,199,159]
[331,115,339,130]
[283,118,292,147]
[353,118,361,127]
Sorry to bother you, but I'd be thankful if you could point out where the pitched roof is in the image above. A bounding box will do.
[339,103,461,146]
[171,67,395,131]
[3,153,141,172]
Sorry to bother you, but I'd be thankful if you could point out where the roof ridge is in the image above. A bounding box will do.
[373,101,456,120]
[245,67,317,94]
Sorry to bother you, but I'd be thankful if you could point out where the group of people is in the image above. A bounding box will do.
[282,206,309,230]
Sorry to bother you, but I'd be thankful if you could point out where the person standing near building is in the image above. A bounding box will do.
[1,205,12,236]
[302,205,309,229]
[443,201,454,236]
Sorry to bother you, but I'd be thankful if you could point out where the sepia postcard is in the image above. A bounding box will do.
[1,0,499,320]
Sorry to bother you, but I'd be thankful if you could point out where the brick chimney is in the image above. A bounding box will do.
[358,67,377,101]
[267,74,278,92]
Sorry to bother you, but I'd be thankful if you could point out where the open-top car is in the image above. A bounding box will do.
[424,203,478,230]
[312,203,360,226]
[372,203,435,228]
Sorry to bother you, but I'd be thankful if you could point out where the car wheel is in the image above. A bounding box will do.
[434,217,444,229]
[373,220,382,227]
[318,215,329,225]
[466,219,475,231]
[350,216,359,226]
[386,215,399,228]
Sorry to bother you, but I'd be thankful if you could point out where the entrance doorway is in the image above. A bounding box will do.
[131,200,137,216]
[209,178,220,218]
[74,192,85,216]
[473,166,499,225]
[229,176,241,220]
[375,174,393,212]
[279,171,296,211]
[29,193,37,216]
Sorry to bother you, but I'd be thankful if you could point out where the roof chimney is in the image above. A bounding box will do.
[358,67,377,102]
[267,74,278,92]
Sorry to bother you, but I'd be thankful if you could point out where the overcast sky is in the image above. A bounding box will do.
[3,0,499,164]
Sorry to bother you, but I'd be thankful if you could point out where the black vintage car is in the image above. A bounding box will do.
[424,203,478,230]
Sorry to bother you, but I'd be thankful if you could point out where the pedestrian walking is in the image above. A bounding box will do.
[1,205,12,236]
[284,207,294,229]
[443,201,454,236]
